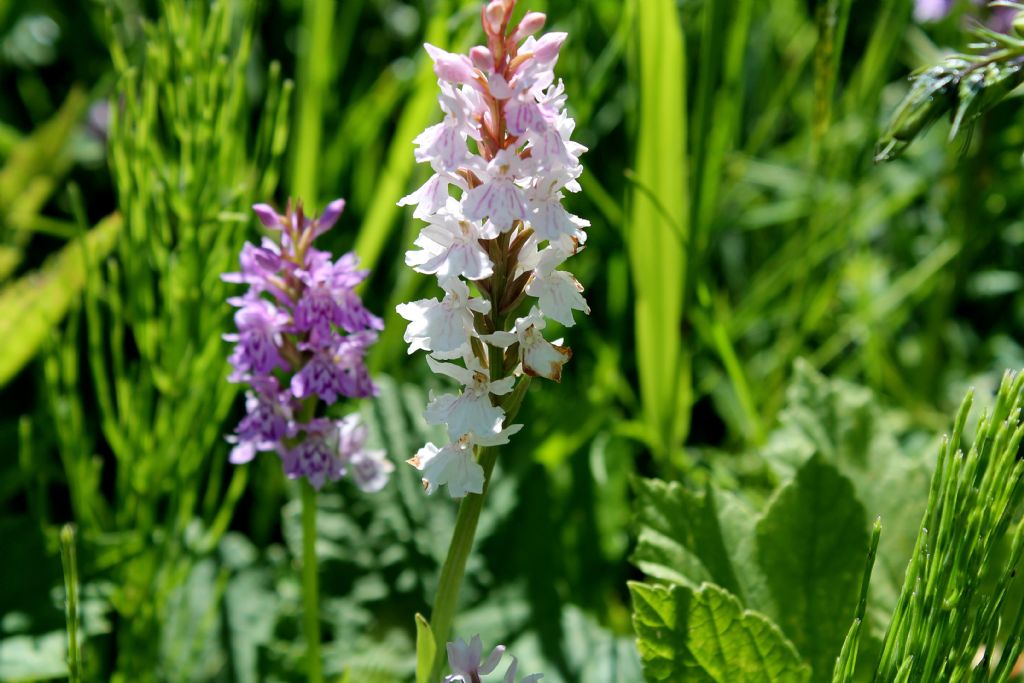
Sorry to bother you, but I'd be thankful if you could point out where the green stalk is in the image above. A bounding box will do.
[427,447,499,681]
[300,480,324,683]
[59,524,81,683]
[294,395,322,683]
[427,244,513,680]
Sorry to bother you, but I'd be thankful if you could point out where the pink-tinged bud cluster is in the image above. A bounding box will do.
[223,200,392,491]
[397,0,589,498]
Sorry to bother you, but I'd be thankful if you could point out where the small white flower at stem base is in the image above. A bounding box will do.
[396,278,491,359]
[440,634,544,682]
[424,355,516,439]
[483,309,571,382]
[408,423,522,498]
[443,635,505,682]
[503,656,543,683]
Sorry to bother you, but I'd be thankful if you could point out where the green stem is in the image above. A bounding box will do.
[428,305,509,680]
[428,447,499,681]
[300,480,324,683]
[59,524,81,683]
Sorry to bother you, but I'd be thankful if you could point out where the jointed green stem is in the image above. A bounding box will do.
[60,524,81,683]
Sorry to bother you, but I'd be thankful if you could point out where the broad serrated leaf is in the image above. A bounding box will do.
[755,456,867,681]
[630,581,809,683]
[631,478,743,598]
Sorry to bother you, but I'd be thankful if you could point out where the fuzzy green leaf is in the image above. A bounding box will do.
[755,456,868,681]
[630,581,809,683]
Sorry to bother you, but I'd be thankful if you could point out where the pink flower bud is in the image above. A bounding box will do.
[484,0,506,34]
[424,43,477,84]
[252,204,282,230]
[511,12,546,42]
[532,32,567,65]
[317,198,346,232]
[470,46,493,71]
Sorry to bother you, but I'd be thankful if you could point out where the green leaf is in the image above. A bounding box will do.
[764,361,931,619]
[414,613,436,683]
[631,478,743,598]
[630,581,809,683]
[630,0,690,457]
[355,0,452,275]
[0,214,121,387]
[561,605,643,683]
[755,456,868,681]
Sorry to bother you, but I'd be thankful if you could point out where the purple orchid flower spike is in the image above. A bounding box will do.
[221,198,393,491]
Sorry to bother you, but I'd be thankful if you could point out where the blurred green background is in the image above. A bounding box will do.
[1,0,1022,680]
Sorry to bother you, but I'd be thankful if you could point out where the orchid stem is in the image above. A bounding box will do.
[428,324,508,681]
[300,480,324,683]
[428,446,499,681]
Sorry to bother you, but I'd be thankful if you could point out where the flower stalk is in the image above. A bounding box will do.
[428,446,497,680]
[300,479,324,683]
[222,199,392,681]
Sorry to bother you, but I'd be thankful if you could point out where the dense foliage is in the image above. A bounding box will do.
[3,0,1024,681]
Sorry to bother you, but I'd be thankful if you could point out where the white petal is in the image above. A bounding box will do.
[398,173,452,218]
[445,449,485,498]
[522,332,572,382]
[489,376,516,395]
[396,299,439,354]
[474,423,523,447]
[445,393,506,439]
[529,199,578,242]
[424,393,459,426]
[467,296,492,314]
[480,330,517,348]
[426,356,475,385]
[408,443,443,494]
[464,181,528,231]
[480,645,506,675]
[526,270,589,327]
